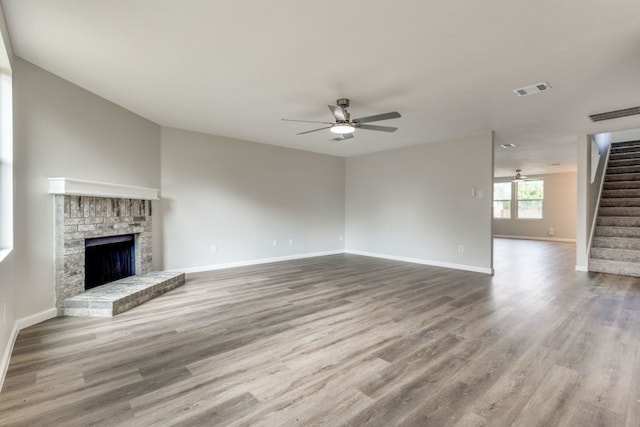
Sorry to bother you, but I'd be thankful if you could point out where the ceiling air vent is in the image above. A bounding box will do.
[589,106,640,122]
[513,82,551,97]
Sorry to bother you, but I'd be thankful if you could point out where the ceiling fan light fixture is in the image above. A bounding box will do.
[282,98,400,139]
[330,123,355,134]
[512,169,527,182]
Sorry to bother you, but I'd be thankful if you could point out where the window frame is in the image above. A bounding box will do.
[0,36,12,262]
[493,178,544,221]
[493,181,512,219]
[516,179,544,220]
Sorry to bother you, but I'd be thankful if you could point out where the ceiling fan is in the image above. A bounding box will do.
[513,169,528,182]
[282,98,401,141]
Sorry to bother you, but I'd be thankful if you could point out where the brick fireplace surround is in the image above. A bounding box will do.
[54,195,153,314]
[49,178,163,315]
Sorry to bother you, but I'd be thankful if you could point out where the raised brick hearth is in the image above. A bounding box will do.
[64,271,185,317]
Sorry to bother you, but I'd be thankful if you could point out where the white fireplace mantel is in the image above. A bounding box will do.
[48,178,159,200]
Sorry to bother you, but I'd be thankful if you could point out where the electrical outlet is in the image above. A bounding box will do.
[471,187,476,197]
[272,240,278,247]
[458,245,464,253]
[288,239,293,245]
[477,190,484,199]
[338,235,343,242]
[210,244,217,253]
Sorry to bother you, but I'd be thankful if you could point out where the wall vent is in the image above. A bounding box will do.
[589,106,640,122]
[513,82,551,97]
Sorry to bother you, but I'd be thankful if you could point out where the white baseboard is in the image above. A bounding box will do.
[14,307,57,330]
[575,265,589,272]
[171,248,495,276]
[0,307,57,392]
[0,323,18,392]
[494,235,577,243]
[172,250,346,274]
[345,249,494,275]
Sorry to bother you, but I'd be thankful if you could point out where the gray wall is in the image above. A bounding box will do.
[345,132,494,273]
[160,127,345,270]
[493,172,577,241]
[9,58,161,319]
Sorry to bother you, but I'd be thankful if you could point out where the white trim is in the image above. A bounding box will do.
[345,249,494,275]
[0,307,57,391]
[575,265,589,272]
[48,177,159,200]
[0,248,10,263]
[172,249,495,276]
[170,250,345,274]
[0,323,18,392]
[494,235,577,243]
[14,308,57,331]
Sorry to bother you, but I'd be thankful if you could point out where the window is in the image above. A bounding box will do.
[493,179,544,220]
[517,180,543,219]
[493,182,511,218]
[0,32,12,260]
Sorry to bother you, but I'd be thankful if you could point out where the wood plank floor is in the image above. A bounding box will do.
[2,238,640,426]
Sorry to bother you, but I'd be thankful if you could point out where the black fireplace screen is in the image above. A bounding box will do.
[85,234,135,289]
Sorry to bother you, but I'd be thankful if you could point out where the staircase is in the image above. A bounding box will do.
[590,140,640,277]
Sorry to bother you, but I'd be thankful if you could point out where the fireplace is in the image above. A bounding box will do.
[49,178,160,314]
[85,234,136,289]
[49,178,187,318]
[51,194,155,313]
[52,195,152,313]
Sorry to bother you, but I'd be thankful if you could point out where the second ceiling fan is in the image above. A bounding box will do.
[513,169,528,182]
[282,98,401,141]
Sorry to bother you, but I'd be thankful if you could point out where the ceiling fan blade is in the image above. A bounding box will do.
[331,133,354,141]
[353,111,401,124]
[297,126,332,135]
[282,118,333,125]
[328,105,346,121]
[357,124,398,132]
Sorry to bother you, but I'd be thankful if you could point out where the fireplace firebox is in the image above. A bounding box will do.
[85,234,135,289]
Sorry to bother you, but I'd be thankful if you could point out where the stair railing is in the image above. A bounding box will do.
[586,143,613,267]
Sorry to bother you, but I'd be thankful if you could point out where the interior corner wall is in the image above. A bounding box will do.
[345,132,494,273]
[160,127,346,270]
[10,57,161,319]
[493,172,577,241]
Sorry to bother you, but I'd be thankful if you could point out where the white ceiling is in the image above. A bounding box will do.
[3,0,640,178]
